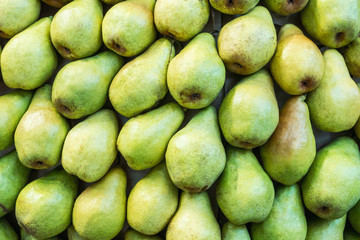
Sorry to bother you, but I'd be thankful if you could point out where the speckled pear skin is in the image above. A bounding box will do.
[41,0,72,7]
[306,49,360,132]
[349,200,360,233]
[344,227,360,240]
[21,228,62,240]
[0,0,40,38]
[118,102,184,170]
[67,225,85,240]
[15,168,78,240]
[270,24,324,95]
[251,184,307,240]
[262,0,309,16]
[0,151,31,217]
[305,214,346,240]
[166,191,221,240]
[302,137,360,220]
[167,33,226,109]
[0,90,33,151]
[209,0,259,15]
[103,0,156,57]
[73,167,127,240]
[0,217,18,240]
[1,17,58,90]
[340,35,360,78]
[154,0,209,42]
[15,84,69,170]
[51,0,103,60]
[216,147,274,225]
[125,229,163,240]
[219,69,279,149]
[260,95,316,185]
[222,222,251,240]
[109,38,175,118]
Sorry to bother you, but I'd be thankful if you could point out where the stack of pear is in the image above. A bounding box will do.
[222,222,251,240]
[41,0,72,8]
[349,200,360,233]
[306,214,346,240]
[209,0,259,15]
[0,218,18,240]
[340,35,360,78]
[125,229,163,240]
[262,0,309,16]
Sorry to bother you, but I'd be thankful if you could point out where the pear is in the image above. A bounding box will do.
[127,162,178,235]
[349,200,360,233]
[302,137,360,220]
[262,0,309,16]
[15,85,69,169]
[270,24,324,95]
[219,69,279,149]
[21,228,62,240]
[218,6,276,75]
[345,227,360,240]
[154,0,210,42]
[216,147,274,225]
[0,0,40,38]
[166,191,221,240]
[306,214,346,240]
[340,35,360,78]
[0,90,33,151]
[73,167,127,240]
[222,222,251,240]
[52,51,124,119]
[260,95,316,185]
[167,33,226,109]
[109,38,175,118]
[301,0,360,48]
[125,229,163,240]
[251,184,307,240]
[0,218,18,240]
[118,102,184,170]
[103,0,156,57]
[62,109,119,183]
[16,168,78,239]
[67,225,85,240]
[0,151,31,217]
[354,84,360,139]
[306,49,360,132]
[51,0,103,60]
[166,106,226,192]
[1,17,58,90]
[209,0,259,15]
[41,0,72,8]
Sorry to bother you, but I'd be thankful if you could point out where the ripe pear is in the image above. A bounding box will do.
[270,24,324,95]
[260,95,316,185]
[216,147,274,225]
[302,137,360,220]
[222,222,250,240]
[166,106,226,192]
[167,33,226,109]
[166,191,221,240]
[154,0,210,42]
[52,51,124,119]
[306,214,346,240]
[103,0,156,57]
[0,90,33,151]
[0,0,40,38]
[306,49,360,132]
[125,229,163,240]
[345,227,360,240]
[73,167,127,240]
[349,200,360,233]
[209,0,259,15]
[1,17,58,90]
[262,0,309,16]
[219,69,279,149]
[251,184,307,240]
[118,102,184,170]
[301,0,360,48]
[51,0,103,60]
[0,218,18,240]
[340,35,360,78]
[41,0,72,8]
[218,6,276,75]
[16,168,78,239]
[21,228,62,240]
[109,38,174,118]
[67,225,85,240]
[354,84,360,139]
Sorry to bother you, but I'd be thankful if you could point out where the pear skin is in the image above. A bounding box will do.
[263,0,309,16]
[340,35,360,78]
[306,214,346,240]
[209,0,259,15]
[125,229,163,240]
[349,200,360,233]
[41,0,72,8]
[67,225,85,240]
[222,222,251,240]
[21,228,62,240]
[354,84,360,139]
[0,218,18,240]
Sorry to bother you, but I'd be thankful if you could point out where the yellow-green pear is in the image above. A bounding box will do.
[345,226,360,240]
[67,225,85,240]
[0,218,18,240]
[41,0,72,8]
[21,228,62,240]
[209,0,259,15]
[125,229,163,240]
[222,222,250,240]
[306,214,346,240]
[354,83,360,139]
[349,200,360,233]
[340,35,360,78]
[118,102,184,170]
[262,0,308,16]
[15,84,69,169]
[73,167,127,240]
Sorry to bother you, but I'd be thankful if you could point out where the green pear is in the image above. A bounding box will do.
[118,102,184,170]
[154,0,210,42]
[218,6,276,75]
[306,214,346,240]
[262,0,308,16]
[50,0,103,60]
[16,168,78,239]
[354,84,360,139]
[209,0,259,15]
[62,109,119,182]
[109,38,175,118]
[166,106,226,192]
[41,0,72,8]
[102,0,156,57]
[166,191,221,240]
[270,24,324,95]
[260,95,316,185]
[0,0,40,38]
[15,85,69,169]
[251,184,307,240]
[302,137,360,220]
[21,228,62,240]
[216,147,274,225]
[52,51,124,119]
[0,218,18,240]
[125,229,163,240]
[219,69,279,149]
[307,49,360,132]
[0,151,31,217]
[67,225,84,240]
[301,0,360,48]
[345,226,360,240]
[222,222,251,240]
[340,35,360,78]
[1,17,58,90]
[73,167,127,240]
[102,0,124,4]
[0,90,33,151]
[349,200,360,233]
[167,33,226,109]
